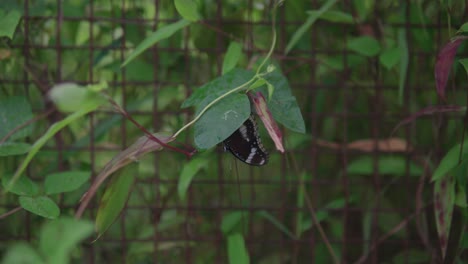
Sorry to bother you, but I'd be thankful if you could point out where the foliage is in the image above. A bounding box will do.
[1,0,468,263]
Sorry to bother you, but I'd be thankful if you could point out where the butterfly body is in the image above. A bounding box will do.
[223,115,268,166]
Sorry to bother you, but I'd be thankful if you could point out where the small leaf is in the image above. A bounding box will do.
[227,233,250,264]
[1,242,44,264]
[432,142,468,181]
[19,196,60,219]
[95,165,136,236]
[44,171,91,195]
[222,42,243,74]
[248,78,266,91]
[285,0,338,54]
[0,96,33,141]
[347,36,381,57]
[434,177,455,258]
[178,155,209,200]
[379,47,401,70]
[174,0,201,22]
[0,10,21,39]
[457,22,468,35]
[435,37,468,100]
[0,142,30,156]
[122,19,191,67]
[1,174,39,196]
[39,218,94,264]
[347,156,423,176]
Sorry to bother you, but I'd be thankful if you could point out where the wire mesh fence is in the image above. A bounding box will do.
[1,0,468,263]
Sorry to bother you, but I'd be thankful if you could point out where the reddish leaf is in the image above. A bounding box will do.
[249,92,284,153]
[75,133,174,218]
[435,37,468,100]
[434,177,455,258]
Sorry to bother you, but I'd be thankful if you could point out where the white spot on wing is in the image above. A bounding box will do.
[245,147,257,163]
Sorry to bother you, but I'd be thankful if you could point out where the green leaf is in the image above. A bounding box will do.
[391,249,430,264]
[178,155,209,200]
[227,233,250,264]
[0,96,33,141]
[305,10,354,23]
[0,142,30,156]
[353,0,374,21]
[194,93,250,149]
[0,10,21,39]
[347,156,423,176]
[222,42,243,74]
[347,36,381,56]
[432,142,468,181]
[182,68,255,109]
[19,196,60,219]
[1,242,44,264]
[122,19,191,67]
[174,0,201,22]
[44,171,91,195]
[459,58,468,76]
[221,211,247,235]
[95,165,136,236]
[285,0,338,54]
[1,174,39,196]
[457,22,468,34]
[260,66,306,133]
[39,218,94,264]
[379,47,401,70]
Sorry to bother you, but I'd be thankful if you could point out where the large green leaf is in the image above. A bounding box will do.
[182,68,255,109]
[39,218,94,264]
[95,165,136,236]
[194,93,250,149]
[260,67,306,133]
[0,96,33,141]
[19,196,60,219]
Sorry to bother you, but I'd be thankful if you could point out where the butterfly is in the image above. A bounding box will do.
[223,115,268,166]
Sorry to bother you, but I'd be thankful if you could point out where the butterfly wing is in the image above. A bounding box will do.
[223,115,268,166]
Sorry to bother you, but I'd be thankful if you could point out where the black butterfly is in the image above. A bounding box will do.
[223,115,268,166]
